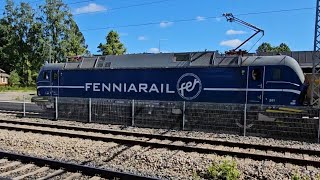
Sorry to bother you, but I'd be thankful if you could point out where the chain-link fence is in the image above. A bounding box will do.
[1,97,319,143]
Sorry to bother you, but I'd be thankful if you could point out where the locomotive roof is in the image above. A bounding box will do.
[41,51,305,82]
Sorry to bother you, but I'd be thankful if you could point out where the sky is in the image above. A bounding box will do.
[0,0,316,55]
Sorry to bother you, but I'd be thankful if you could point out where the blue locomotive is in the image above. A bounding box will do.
[34,51,307,106]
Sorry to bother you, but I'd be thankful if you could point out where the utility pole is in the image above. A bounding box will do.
[49,44,52,63]
[311,0,320,106]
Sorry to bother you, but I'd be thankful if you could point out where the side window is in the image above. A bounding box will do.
[272,68,281,81]
[52,72,58,81]
[252,68,261,81]
[43,71,49,80]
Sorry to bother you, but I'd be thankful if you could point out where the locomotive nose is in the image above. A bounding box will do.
[298,83,309,105]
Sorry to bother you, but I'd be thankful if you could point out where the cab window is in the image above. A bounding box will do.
[271,68,281,81]
[252,69,261,81]
[52,72,58,81]
[43,71,49,80]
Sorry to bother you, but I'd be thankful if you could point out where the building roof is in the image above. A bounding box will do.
[0,69,9,77]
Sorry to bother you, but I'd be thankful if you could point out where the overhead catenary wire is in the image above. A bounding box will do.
[73,0,173,16]
[80,7,316,32]
[0,0,174,15]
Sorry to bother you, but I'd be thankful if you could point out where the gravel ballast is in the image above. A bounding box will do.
[0,113,319,179]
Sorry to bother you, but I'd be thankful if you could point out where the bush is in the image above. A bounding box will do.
[291,172,310,180]
[8,70,20,86]
[292,173,301,180]
[207,160,240,180]
[192,171,200,180]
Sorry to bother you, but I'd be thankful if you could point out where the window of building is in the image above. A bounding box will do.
[252,68,261,81]
[272,68,281,81]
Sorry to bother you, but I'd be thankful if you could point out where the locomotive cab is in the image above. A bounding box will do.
[32,63,63,107]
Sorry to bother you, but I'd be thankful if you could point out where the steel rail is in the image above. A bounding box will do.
[0,122,319,168]
[0,119,319,157]
[0,150,157,180]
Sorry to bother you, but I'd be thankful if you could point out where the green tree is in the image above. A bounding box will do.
[256,42,291,53]
[41,0,88,62]
[0,0,88,86]
[256,42,273,53]
[15,2,37,85]
[8,70,20,86]
[62,19,89,57]
[98,30,126,55]
[0,0,19,74]
[275,43,290,53]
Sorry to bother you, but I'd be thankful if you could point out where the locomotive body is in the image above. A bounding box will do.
[35,52,307,106]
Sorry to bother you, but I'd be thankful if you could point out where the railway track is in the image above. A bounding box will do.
[0,119,319,168]
[0,150,156,180]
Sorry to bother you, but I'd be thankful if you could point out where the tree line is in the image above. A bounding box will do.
[0,0,126,86]
[0,0,88,86]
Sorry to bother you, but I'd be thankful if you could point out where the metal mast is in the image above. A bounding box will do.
[311,0,320,106]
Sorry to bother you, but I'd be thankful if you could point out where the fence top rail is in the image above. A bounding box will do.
[0,100,34,104]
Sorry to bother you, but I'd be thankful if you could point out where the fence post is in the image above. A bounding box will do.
[89,98,92,123]
[55,97,58,120]
[243,104,247,137]
[318,110,320,143]
[132,99,135,126]
[182,101,186,130]
[23,95,26,117]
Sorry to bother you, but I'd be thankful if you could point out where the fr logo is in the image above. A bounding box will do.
[177,73,202,100]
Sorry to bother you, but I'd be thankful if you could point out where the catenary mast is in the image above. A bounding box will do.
[312,0,320,106]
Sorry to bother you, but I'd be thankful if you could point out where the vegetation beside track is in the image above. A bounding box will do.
[0,86,36,92]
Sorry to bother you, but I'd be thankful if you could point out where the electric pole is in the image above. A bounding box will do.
[311,0,320,106]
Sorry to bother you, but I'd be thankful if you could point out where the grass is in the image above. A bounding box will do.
[207,160,240,180]
[0,86,36,92]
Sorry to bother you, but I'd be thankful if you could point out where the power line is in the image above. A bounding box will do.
[0,0,172,15]
[236,7,315,16]
[73,0,173,16]
[81,6,315,32]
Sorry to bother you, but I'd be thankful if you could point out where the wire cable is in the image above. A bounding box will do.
[81,6,315,32]
[73,0,173,16]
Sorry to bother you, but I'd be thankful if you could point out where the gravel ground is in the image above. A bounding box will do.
[0,114,319,179]
[0,92,35,102]
[0,113,319,151]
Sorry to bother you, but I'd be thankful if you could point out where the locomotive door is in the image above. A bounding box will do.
[50,70,59,97]
[247,66,264,104]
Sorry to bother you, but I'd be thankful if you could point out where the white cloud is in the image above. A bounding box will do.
[119,32,129,37]
[138,36,148,41]
[159,21,173,28]
[215,17,222,22]
[226,29,247,35]
[149,48,160,53]
[196,16,205,21]
[75,3,107,14]
[220,39,243,48]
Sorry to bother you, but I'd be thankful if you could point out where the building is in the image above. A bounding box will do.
[0,69,9,86]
